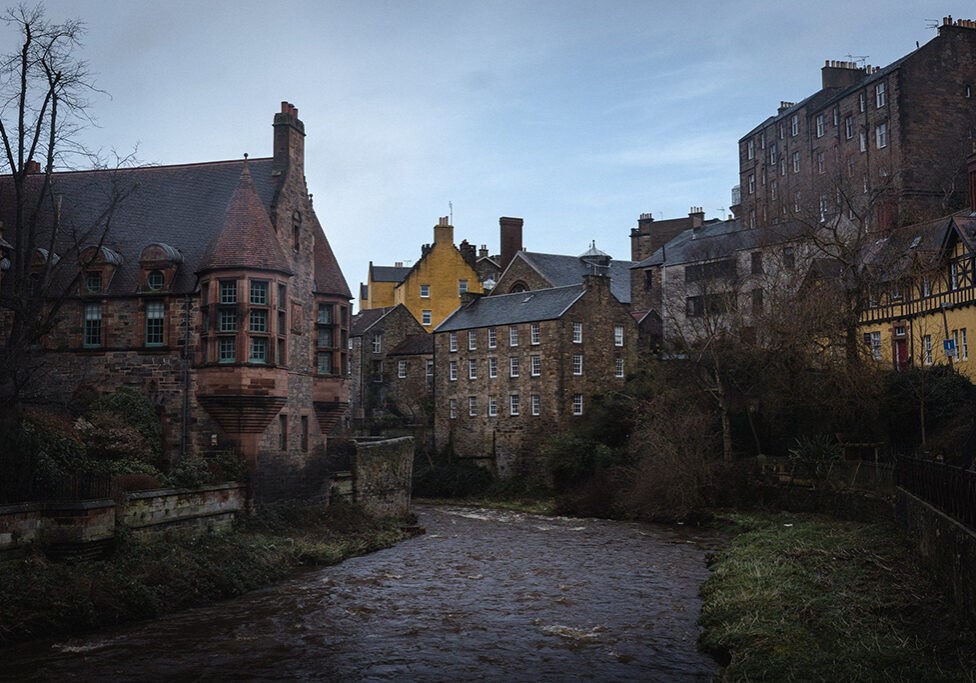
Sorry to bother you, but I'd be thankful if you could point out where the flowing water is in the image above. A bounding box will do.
[1,505,722,682]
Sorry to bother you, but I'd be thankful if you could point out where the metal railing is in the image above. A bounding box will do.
[896,455,976,529]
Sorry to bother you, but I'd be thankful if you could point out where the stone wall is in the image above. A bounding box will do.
[121,483,245,537]
[895,487,976,622]
[352,436,413,518]
[0,502,43,561]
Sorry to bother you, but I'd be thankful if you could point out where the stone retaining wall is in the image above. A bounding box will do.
[121,483,245,537]
[352,436,413,518]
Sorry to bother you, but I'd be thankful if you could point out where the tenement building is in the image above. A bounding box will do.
[736,17,976,231]
[432,274,637,478]
[0,102,351,502]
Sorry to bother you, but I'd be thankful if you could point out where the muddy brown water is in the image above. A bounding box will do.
[1,504,723,681]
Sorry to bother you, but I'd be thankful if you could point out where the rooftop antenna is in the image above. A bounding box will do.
[844,54,869,67]
[449,201,453,224]
[924,19,941,30]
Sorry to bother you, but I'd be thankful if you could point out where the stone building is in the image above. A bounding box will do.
[493,243,634,305]
[0,102,351,502]
[348,304,429,426]
[736,17,976,231]
[433,274,637,478]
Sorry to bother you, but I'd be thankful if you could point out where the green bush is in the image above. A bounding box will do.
[91,388,162,458]
[412,458,494,498]
[542,434,617,492]
[167,456,215,488]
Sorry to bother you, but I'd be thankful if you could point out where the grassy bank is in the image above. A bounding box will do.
[0,503,405,647]
[699,512,976,682]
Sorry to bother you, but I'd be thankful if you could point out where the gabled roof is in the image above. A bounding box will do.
[370,265,410,283]
[350,306,393,336]
[503,251,634,304]
[435,284,585,332]
[198,161,291,276]
[0,157,279,294]
[313,221,352,298]
[388,333,434,356]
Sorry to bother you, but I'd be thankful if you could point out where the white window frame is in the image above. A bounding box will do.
[449,332,457,352]
[869,331,882,361]
[509,325,518,347]
[422,310,432,326]
[792,151,800,173]
[468,359,477,379]
[488,396,497,417]
[791,114,798,136]
[572,322,582,343]
[747,139,754,160]
[844,115,853,139]
[572,394,583,416]
[487,327,496,348]
[488,357,498,378]
[748,174,755,194]
[924,335,933,365]
[530,322,540,345]
[876,122,887,149]
[468,396,477,417]
[449,360,458,381]
[614,325,624,347]
[510,357,519,378]
[816,114,824,138]
[859,132,866,153]
[572,354,583,376]
[397,359,407,378]
[449,399,457,419]
[458,279,468,295]
[509,394,520,416]
[963,328,969,361]
[420,284,430,298]
[530,354,541,376]
[952,330,961,361]
[615,358,625,378]
[531,394,540,416]
[468,330,477,350]
[859,92,865,112]
[372,334,382,354]
[875,81,886,108]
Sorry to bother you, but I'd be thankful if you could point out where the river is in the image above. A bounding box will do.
[1,504,722,682]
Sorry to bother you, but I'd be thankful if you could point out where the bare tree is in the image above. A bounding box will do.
[0,5,133,423]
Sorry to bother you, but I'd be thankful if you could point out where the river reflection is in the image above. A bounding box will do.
[2,505,721,682]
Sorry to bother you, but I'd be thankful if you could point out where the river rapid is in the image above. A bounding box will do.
[2,504,722,682]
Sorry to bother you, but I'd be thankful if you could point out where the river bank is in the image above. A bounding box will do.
[699,511,976,682]
[0,503,405,648]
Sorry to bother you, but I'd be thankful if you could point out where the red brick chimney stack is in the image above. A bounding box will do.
[272,100,305,179]
[499,217,523,271]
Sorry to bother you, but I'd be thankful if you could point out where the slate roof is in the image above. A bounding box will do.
[350,306,393,336]
[435,285,585,332]
[314,220,351,298]
[508,251,635,304]
[388,333,434,356]
[371,265,411,283]
[198,161,291,275]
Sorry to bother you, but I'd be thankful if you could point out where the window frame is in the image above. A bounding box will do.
[145,300,164,346]
[83,302,102,348]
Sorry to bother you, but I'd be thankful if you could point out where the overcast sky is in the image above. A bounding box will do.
[5,1,972,303]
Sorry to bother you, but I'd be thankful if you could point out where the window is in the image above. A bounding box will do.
[317,352,332,375]
[317,304,332,324]
[876,122,887,149]
[372,334,382,353]
[318,327,333,348]
[875,81,886,108]
[614,325,624,346]
[816,114,824,138]
[572,394,583,416]
[488,396,497,417]
[859,92,865,112]
[278,340,286,366]
[420,284,430,298]
[530,323,540,345]
[748,174,755,194]
[791,114,798,136]
[952,330,960,361]
[644,270,653,291]
[573,354,583,376]
[83,303,102,347]
[833,106,839,126]
[530,355,541,376]
[300,416,308,452]
[531,394,540,416]
[422,310,432,326]
[147,270,164,291]
[509,326,519,347]
[249,337,267,363]
[218,337,235,363]
[780,158,786,177]
[85,271,102,294]
[769,143,777,166]
[449,332,458,352]
[509,394,520,416]
[868,331,882,360]
[771,180,778,201]
[488,357,497,378]
[761,167,766,186]
[278,311,287,335]
[398,360,407,378]
[924,335,932,365]
[859,132,866,152]
[817,151,824,174]
[487,327,496,348]
[510,357,519,378]
[449,399,457,419]
[468,359,477,379]
[458,279,468,295]
[951,262,960,290]
[779,122,784,139]
[468,397,477,417]
[468,330,477,350]
[747,139,754,160]
[220,280,237,304]
[278,284,287,309]
[844,115,853,139]
[572,322,582,343]
[963,329,969,361]
[250,309,267,333]
[792,151,800,173]
[146,301,164,346]
[219,309,236,333]
[449,360,458,381]
[250,280,268,304]
[615,358,625,378]
[425,360,434,387]
[794,191,801,213]
[279,415,287,450]
[922,276,932,297]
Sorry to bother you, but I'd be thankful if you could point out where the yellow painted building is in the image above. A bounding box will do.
[360,217,482,329]
[859,211,976,379]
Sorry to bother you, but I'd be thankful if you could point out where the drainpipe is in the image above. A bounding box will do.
[181,292,192,458]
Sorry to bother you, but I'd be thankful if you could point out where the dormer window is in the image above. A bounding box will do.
[85,271,102,294]
[147,270,164,291]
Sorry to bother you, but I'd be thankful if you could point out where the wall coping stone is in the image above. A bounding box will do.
[0,502,43,515]
[44,499,115,511]
[123,482,242,501]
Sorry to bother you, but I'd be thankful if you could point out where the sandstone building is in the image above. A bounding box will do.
[433,274,637,477]
[0,103,351,502]
[735,17,976,231]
